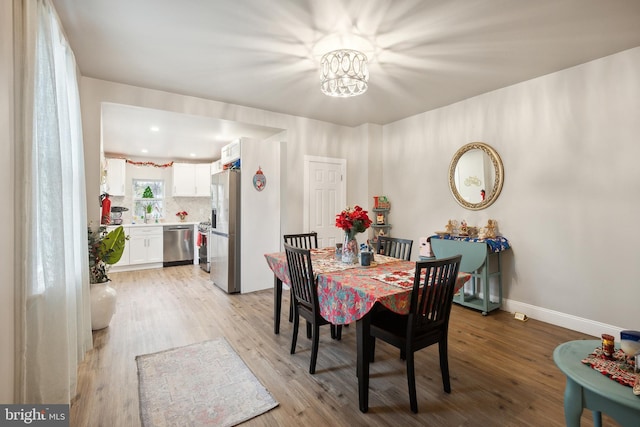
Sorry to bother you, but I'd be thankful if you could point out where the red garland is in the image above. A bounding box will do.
[125,159,174,168]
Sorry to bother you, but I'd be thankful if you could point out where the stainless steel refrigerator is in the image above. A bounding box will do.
[210,169,241,293]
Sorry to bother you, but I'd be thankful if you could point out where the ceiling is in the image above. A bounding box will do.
[52,0,640,158]
[101,103,284,161]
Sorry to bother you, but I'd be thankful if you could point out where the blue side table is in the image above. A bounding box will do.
[430,236,510,315]
[553,340,640,426]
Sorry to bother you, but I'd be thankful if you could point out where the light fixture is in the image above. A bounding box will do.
[320,49,369,97]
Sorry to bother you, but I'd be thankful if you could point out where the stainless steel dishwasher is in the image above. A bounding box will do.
[163,224,195,266]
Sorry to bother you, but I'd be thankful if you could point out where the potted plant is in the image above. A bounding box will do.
[142,186,154,223]
[145,203,154,223]
[176,210,188,221]
[88,225,127,330]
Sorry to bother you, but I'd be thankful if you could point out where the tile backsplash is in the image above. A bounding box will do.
[110,195,211,224]
[104,158,212,224]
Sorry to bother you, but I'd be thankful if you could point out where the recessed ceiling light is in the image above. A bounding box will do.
[141,149,148,153]
[150,126,159,132]
[189,153,196,157]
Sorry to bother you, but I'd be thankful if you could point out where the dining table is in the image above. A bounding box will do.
[264,247,471,412]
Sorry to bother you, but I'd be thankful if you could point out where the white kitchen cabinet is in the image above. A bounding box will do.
[106,158,126,196]
[195,163,211,196]
[173,162,211,197]
[221,139,241,164]
[128,226,163,265]
[210,160,222,175]
[173,163,195,196]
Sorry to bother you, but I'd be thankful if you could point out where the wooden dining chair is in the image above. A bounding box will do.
[284,243,342,374]
[376,236,413,261]
[283,232,318,324]
[283,232,318,250]
[367,254,462,413]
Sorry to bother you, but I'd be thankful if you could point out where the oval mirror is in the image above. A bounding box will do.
[448,142,504,210]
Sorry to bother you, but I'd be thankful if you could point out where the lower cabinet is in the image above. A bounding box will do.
[128,226,164,265]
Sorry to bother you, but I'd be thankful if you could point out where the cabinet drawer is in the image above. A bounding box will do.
[129,226,163,237]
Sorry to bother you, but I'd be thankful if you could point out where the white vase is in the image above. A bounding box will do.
[90,282,117,330]
[342,233,359,264]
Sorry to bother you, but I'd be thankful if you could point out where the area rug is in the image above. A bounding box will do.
[136,338,278,426]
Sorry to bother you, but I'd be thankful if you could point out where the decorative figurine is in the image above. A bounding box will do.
[445,219,457,235]
[459,220,468,236]
[485,219,497,238]
[478,227,487,239]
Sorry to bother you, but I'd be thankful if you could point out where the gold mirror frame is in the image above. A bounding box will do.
[448,142,504,210]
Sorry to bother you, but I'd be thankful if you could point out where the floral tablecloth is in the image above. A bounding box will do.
[264,247,399,286]
[318,263,470,325]
[264,248,471,325]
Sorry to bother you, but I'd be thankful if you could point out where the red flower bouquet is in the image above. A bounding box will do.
[335,205,372,239]
[336,205,371,263]
[176,211,188,221]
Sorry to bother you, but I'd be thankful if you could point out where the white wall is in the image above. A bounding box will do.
[1,0,15,402]
[383,47,640,336]
[240,138,282,293]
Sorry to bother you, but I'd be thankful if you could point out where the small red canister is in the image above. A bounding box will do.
[601,334,615,358]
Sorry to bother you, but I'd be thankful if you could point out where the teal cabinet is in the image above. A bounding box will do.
[430,237,508,315]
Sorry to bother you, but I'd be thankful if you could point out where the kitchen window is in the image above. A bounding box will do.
[133,179,164,220]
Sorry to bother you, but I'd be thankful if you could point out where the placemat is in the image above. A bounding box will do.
[373,269,424,289]
[581,347,637,388]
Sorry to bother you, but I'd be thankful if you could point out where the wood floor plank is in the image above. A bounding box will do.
[70,265,621,426]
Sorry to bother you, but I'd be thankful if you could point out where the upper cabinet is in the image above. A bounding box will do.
[211,160,222,175]
[106,158,126,196]
[194,164,211,197]
[173,162,211,197]
[221,139,241,165]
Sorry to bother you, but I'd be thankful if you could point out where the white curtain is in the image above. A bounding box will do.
[17,0,93,403]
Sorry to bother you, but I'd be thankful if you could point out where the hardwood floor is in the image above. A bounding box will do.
[71,265,619,426]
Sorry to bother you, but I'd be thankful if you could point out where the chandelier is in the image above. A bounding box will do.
[320,49,369,97]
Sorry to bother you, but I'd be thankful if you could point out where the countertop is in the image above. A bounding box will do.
[107,221,199,228]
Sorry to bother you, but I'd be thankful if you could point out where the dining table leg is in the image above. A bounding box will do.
[356,313,371,413]
[273,275,282,334]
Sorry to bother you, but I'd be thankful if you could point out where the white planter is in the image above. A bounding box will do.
[90,282,117,330]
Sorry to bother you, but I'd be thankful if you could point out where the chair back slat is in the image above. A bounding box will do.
[283,232,318,249]
[376,236,413,261]
[410,255,462,332]
[283,243,318,313]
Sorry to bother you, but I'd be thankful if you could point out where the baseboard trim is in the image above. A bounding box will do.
[110,262,163,273]
[501,298,623,339]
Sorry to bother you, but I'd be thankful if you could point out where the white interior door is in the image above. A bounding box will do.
[304,156,346,248]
